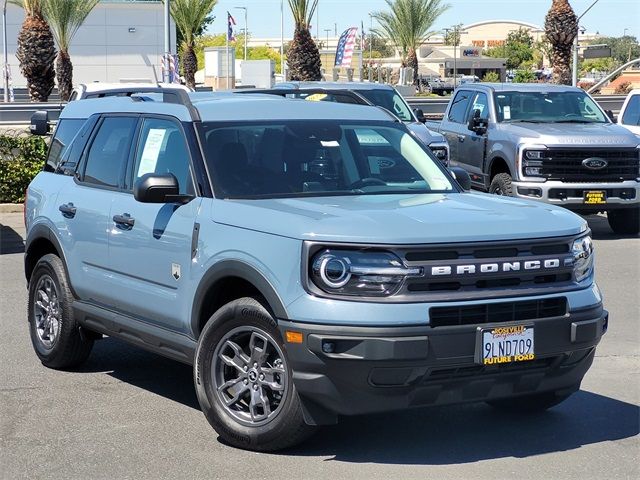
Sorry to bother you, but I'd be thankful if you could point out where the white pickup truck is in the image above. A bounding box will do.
[618,89,640,136]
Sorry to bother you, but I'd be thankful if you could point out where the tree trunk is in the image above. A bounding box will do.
[406,49,418,85]
[56,51,73,102]
[544,0,578,85]
[182,45,197,90]
[16,14,56,102]
[287,27,322,81]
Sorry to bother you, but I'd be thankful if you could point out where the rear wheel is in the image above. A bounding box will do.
[487,390,573,412]
[607,208,640,235]
[194,297,313,451]
[489,173,514,196]
[28,254,93,369]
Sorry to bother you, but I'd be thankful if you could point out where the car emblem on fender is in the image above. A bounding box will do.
[582,157,608,170]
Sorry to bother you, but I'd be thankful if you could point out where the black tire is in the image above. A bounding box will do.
[607,208,640,235]
[487,391,572,413]
[489,172,514,196]
[28,254,93,369]
[194,297,313,451]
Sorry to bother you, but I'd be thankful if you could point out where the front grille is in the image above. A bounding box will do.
[399,237,576,300]
[429,297,567,327]
[425,356,560,381]
[533,148,639,182]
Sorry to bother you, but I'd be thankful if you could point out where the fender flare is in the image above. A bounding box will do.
[24,223,65,281]
[190,260,289,338]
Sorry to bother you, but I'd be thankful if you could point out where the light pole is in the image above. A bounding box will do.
[280,0,284,78]
[235,6,247,61]
[572,0,601,86]
[623,27,628,37]
[2,0,9,102]
[368,13,373,61]
[163,0,170,83]
[324,28,331,50]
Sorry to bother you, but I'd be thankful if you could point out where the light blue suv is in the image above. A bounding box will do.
[24,90,607,451]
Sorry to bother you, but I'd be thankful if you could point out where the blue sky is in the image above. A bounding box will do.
[207,0,639,40]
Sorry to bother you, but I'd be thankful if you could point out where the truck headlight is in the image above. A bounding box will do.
[429,143,449,165]
[310,249,422,297]
[572,235,594,282]
[522,150,546,177]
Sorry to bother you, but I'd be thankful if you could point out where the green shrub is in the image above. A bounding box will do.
[513,69,536,83]
[481,71,500,82]
[0,133,48,203]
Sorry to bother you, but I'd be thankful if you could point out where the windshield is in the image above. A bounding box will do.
[201,121,454,199]
[621,94,640,126]
[356,89,414,122]
[493,91,608,123]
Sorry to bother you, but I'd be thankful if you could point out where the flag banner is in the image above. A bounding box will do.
[227,12,236,42]
[360,20,365,51]
[334,27,358,67]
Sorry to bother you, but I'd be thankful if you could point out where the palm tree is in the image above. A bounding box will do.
[544,0,578,85]
[372,0,449,83]
[287,0,321,81]
[10,0,56,102]
[169,0,218,89]
[41,0,99,102]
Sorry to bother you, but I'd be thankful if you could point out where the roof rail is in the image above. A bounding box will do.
[235,88,374,107]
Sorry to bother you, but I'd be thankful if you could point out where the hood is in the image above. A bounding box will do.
[211,193,587,244]
[406,122,446,145]
[498,122,639,147]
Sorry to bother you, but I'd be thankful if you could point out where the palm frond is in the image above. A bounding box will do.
[10,0,44,17]
[41,0,99,52]
[287,0,318,29]
[168,0,218,48]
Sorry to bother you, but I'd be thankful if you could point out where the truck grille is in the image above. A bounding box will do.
[536,148,639,182]
[396,236,578,301]
[429,297,567,327]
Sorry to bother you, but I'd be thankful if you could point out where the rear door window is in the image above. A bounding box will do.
[82,117,138,188]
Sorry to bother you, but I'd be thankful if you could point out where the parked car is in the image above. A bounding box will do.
[618,89,640,136]
[427,83,640,234]
[240,82,450,165]
[25,90,607,452]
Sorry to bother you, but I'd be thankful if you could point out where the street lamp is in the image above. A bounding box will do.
[163,0,170,83]
[572,0,601,86]
[2,0,9,102]
[623,28,629,37]
[324,28,331,50]
[280,0,284,78]
[235,6,247,61]
[368,13,373,61]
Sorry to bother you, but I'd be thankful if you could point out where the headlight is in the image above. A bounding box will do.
[571,235,594,282]
[429,143,449,165]
[522,150,546,177]
[310,249,421,297]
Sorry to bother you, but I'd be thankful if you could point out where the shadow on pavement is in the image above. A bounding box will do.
[0,224,25,254]
[79,338,638,464]
[584,214,639,240]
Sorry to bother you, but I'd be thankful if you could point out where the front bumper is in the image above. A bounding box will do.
[513,179,639,211]
[279,304,607,425]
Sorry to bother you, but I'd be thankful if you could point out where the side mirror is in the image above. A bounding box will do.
[467,109,488,134]
[134,173,192,204]
[605,109,616,123]
[30,110,50,136]
[450,167,471,191]
[414,108,426,123]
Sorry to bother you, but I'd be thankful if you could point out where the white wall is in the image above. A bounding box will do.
[5,2,176,87]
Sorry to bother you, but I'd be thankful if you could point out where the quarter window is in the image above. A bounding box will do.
[46,119,85,172]
[83,117,137,188]
[621,95,640,126]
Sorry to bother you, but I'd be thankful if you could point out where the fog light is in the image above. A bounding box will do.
[322,341,335,353]
[525,167,541,176]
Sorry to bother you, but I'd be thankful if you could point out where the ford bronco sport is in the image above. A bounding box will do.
[24,90,607,451]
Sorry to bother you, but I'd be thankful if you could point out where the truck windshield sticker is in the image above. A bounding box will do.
[137,128,167,176]
[503,106,511,120]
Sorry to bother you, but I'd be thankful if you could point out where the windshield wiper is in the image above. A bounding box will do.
[502,119,546,123]
[550,119,599,124]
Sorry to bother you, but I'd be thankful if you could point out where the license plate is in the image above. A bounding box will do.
[584,190,607,205]
[477,325,535,365]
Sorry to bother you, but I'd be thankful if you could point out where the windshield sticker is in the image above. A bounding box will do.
[137,128,167,176]
[305,93,328,102]
[503,106,511,120]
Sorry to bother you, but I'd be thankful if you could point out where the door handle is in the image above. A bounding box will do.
[457,134,465,142]
[58,202,77,218]
[113,213,135,228]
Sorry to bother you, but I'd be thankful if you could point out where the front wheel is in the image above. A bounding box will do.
[194,297,313,451]
[607,208,640,235]
[489,173,514,196]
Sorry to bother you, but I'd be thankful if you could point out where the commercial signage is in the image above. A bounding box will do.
[461,47,481,57]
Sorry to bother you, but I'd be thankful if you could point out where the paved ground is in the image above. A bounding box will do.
[1,212,638,480]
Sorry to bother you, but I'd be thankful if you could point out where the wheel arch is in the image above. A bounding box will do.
[24,224,66,284]
[488,156,512,179]
[191,260,289,339]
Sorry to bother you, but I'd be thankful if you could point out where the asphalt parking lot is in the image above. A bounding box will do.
[1,212,638,480]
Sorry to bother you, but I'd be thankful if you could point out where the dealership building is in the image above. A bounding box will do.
[4,0,175,88]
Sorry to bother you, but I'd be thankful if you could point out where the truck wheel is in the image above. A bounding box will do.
[194,297,313,451]
[489,173,514,196]
[607,208,640,235]
[487,390,572,412]
[28,254,93,369]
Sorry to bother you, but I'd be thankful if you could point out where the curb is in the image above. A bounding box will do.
[0,203,23,213]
